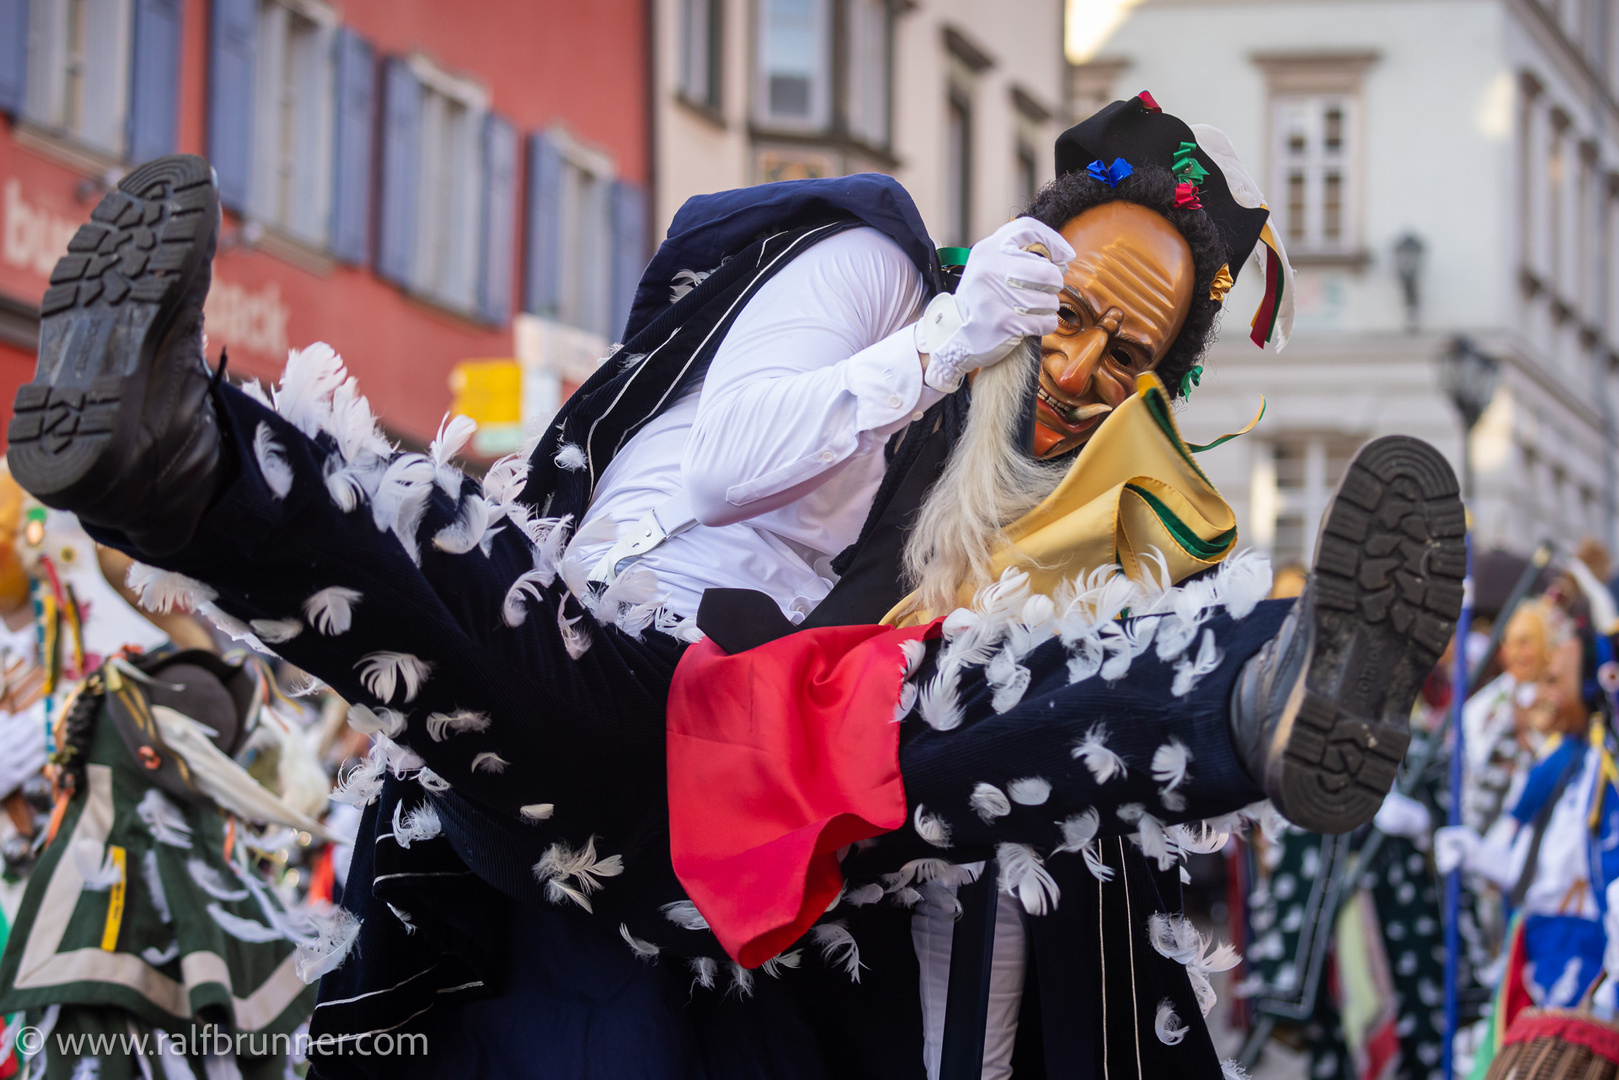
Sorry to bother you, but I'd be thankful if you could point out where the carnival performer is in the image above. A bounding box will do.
[7,96,1466,1079]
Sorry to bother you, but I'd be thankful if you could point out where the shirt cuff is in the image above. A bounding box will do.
[846,324,941,437]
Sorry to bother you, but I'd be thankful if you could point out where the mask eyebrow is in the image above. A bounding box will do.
[1061,285,1152,352]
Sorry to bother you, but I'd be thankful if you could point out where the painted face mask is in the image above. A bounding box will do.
[1032,201,1196,460]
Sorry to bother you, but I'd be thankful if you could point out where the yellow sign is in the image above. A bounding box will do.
[449,360,523,456]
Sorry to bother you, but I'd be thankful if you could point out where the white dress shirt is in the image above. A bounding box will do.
[571,227,940,620]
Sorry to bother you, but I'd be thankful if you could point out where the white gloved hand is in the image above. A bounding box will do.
[919,217,1075,392]
[1373,791,1433,845]
[1433,825,1483,876]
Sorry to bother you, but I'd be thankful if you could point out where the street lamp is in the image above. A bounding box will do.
[1395,232,1426,332]
[1439,335,1501,500]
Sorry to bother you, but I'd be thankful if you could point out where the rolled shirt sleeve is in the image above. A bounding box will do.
[682,227,936,529]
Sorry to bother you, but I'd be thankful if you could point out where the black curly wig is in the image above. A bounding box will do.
[1023,164,1229,401]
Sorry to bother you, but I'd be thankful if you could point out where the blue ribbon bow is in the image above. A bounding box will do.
[1086,158,1133,188]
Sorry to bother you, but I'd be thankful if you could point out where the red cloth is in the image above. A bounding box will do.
[1503,1012,1619,1064]
[666,620,938,967]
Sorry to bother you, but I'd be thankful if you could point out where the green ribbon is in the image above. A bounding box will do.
[1171,141,1207,187]
[937,246,971,268]
[1179,364,1203,398]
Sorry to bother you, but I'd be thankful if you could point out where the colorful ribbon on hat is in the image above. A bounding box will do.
[1174,183,1202,210]
[1087,158,1133,188]
[1171,141,1207,187]
[1249,220,1287,349]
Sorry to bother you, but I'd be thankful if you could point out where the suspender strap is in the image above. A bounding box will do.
[587,493,698,584]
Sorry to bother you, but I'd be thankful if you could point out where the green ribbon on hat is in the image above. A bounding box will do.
[1171,141,1207,187]
[937,246,971,268]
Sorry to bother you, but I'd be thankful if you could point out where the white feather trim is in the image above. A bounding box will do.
[520,803,555,822]
[619,923,661,960]
[294,906,362,983]
[558,598,592,659]
[917,664,964,732]
[843,883,884,906]
[986,646,1032,713]
[354,651,431,703]
[252,422,294,499]
[913,804,952,847]
[1008,777,1051,805]
[136,789,193,848]
[1132,810,1181,871]
[1151,739,1192,792]
[471,751,509,775]
[1172,629,1223,697]
[142,849,170,924]
[272,343,346,438]
[1155,999,1189,1045]
[531,836,624,913]
[240,376,271,407]
[433,493,495,555]
[370,453,435,564]
[303,586,362,635]
[208,903,282,943]
[1148,912,1240,1016]
[429,414,477,496]
[415,767,451,794]
[1054,809,1100,854]
[186,858,247,900]
[331,754,385,807]
[1082,841,1115,882]
[661,900,710,930]
[125,563,216,614]
[1071,723,1127,784]
[346,703,405,738]
[727,963,755,999]
[996,842,1060,915]
[554,442,587,471]
[810,921,863,982]
[1222,1061,1253,1080]
[73,840,124,890]
[482,451,531,506]
[390,801,442,849]
[688,956,717,990]
[387,902,417,934]
[760,950,803,977]
[1216,550,1272,620]
[899,637,927,677]
[424,709,490,742]
[970,783,1012,822]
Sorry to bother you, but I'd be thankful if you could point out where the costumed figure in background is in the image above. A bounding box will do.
[0,504,336,1079]
[7,96,1465,1080]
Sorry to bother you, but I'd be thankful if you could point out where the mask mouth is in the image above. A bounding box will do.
[1036,384,1113,429]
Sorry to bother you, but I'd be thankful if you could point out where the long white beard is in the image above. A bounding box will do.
[899,340,1067,620]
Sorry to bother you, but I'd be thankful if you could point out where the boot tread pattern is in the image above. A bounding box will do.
[1278,435,1466,833]
[9,156,215,488]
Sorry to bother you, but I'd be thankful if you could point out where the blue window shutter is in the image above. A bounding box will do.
[208,0,256,211]
[376,58,420,287]
[0,0,27,117]
[128,0,182,162]
[523,131,563,316]
[329,29,375,265]
[609,180,648,342]
[477,113,518,325]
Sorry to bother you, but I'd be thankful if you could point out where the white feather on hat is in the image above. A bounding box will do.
[1191,124,1295,353]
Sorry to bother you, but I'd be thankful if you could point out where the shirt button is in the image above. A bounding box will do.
[887,394,903,408]
[820,451,835,463]
[911,411,924,421]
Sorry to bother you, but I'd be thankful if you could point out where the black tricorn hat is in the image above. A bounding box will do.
[1055,94,1271,285]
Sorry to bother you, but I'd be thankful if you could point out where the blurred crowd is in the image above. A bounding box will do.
[0,472,369,1079]
[1216,540,1619,1080]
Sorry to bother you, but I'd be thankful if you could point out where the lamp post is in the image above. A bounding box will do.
[1395,233,1427,332]
[1436,334,1499,1080]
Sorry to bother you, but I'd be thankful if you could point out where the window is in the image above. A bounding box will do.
[23,0,132,156]
[756,0,830,129]
[1272,95,1357,253]
[558,155,612,337]
[678,0,722,112]
[944,89,972,247]
[846,0,890,148]
[249,0,336,246]
[378,56,517,323]
[1016,140,1037,211]
[1264,434,1362,566]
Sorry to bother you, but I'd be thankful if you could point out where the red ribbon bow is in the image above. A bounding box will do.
[1139,90,1162,113]
[1174,182,1203,209]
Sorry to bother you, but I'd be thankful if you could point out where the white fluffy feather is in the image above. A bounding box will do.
[970,783,1012,822]
[471,751,509,775]
[424,709,490,742]
[619,923,661,960]
[810,921,864,982]
[1054,809,1100,854]
[1155,999,1189,1045]
[125,563,216,614]
[520,803,555,822]
[346,703,405,738]
[272,343,346,438]
[434,493,495,555]
[370,453,436,563]
[209,903,282,943]
[304,585,361,635]
[253,422,294,499]
[1071,723,1127,784]
[913,804,952,847]
[1172,629,1223,697]
[429,414,477,496]
[249,617,302,644]
[294,906,362,983]
[554,442,587,472]
[532,836,624,913]
[689,956,718,990]
[331,753,386,807]
[355,651,431,703]
[391,801,443,849]
[136,789,193,848]
[186,858,248,900]
[558,598,592,659]
[996,842,1060,916]
[1008,777,1051,805]
[1151,739,1192,792]
[662,900,710,930]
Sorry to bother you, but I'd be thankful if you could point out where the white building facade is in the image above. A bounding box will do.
[652,0,1068,248]
[1074,0,1619,566]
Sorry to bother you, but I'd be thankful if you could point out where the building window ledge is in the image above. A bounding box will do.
[1287,249,1371,271]
[10,123,127,183]
[748,125,899,168]
[675,92,726,131]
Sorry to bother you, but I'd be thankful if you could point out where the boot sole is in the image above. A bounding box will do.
[7,155,218,507]
[1270,435,1466,833]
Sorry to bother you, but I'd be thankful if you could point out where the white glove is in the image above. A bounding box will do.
[1434,825,1483,876]
[919,217,1075,392]
[1373,791,1433,845]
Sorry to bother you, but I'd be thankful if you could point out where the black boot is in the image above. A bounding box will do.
[1230,435,1466,833]
[8,154,225,557]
